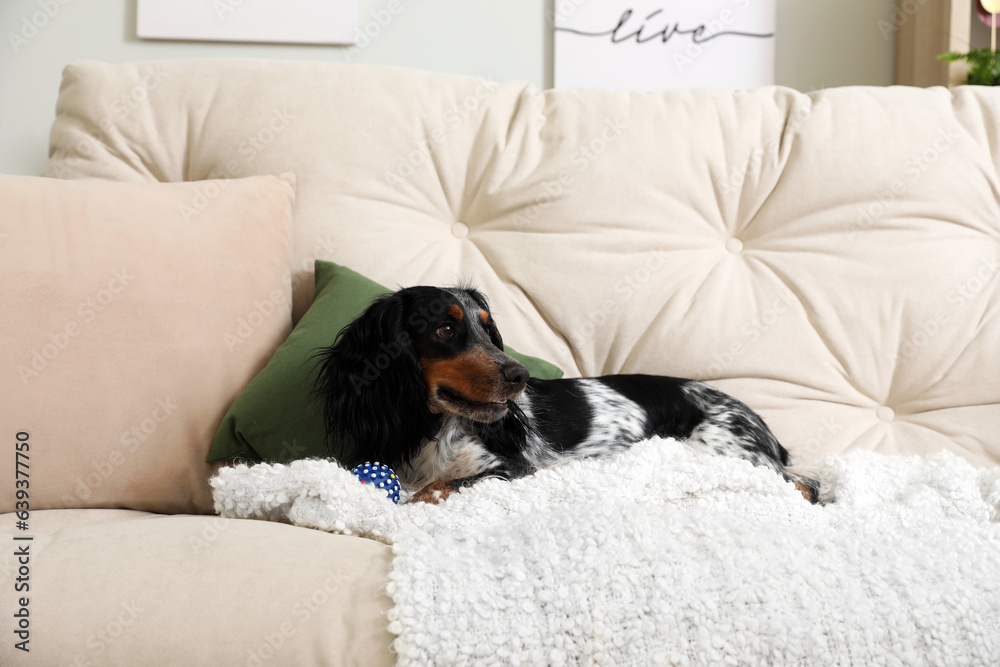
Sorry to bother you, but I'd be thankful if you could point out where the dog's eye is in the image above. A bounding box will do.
[437,324,455,339]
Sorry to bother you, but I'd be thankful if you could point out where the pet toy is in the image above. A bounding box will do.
[351,461,400,504]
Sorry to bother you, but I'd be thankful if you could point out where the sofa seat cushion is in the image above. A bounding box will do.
[0,511,394,666]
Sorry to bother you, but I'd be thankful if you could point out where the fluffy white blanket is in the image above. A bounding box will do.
[211,438,1000,665]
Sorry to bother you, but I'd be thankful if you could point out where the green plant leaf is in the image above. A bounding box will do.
[936,49,1000,85]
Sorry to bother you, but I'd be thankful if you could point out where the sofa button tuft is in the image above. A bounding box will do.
[451,222,469,239]
[725,237,743,254]
[876,405,895,422]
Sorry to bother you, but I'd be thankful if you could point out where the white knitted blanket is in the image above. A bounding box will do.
[211,438,1000,666]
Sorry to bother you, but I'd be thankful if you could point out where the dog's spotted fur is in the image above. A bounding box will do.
[313,286,819,503]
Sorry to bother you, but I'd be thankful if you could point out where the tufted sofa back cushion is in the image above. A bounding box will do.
[45,59,1000,465]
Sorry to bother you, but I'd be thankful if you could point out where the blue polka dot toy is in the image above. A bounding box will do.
[351,461,401,504]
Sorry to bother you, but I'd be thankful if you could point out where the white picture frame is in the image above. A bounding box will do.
[137,0,358,45]
[554,0,776,91]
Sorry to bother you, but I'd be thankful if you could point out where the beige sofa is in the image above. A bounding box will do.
[1,59,998,664]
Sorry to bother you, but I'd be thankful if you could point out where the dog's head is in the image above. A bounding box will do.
[312,286,529,466]
[402,286,530,421]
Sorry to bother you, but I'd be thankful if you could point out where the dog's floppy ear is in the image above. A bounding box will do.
[312,293,437,468]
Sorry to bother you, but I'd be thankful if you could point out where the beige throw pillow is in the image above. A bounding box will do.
[0,174,295,514]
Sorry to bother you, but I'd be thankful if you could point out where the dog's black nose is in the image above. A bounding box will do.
[502,362,529,387]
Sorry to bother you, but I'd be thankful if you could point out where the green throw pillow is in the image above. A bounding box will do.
[207,260,563,467]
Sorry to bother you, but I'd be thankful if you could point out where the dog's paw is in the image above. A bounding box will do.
[406,479,456,504]
[793,479,821,504]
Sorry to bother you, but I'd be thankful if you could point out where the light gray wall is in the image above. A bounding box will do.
[0,0,895,176]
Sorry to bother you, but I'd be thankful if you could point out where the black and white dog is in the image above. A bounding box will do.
[313,286,819,503]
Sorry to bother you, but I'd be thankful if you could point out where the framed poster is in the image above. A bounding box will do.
[137,0,358,45]
[554,0,776,91]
